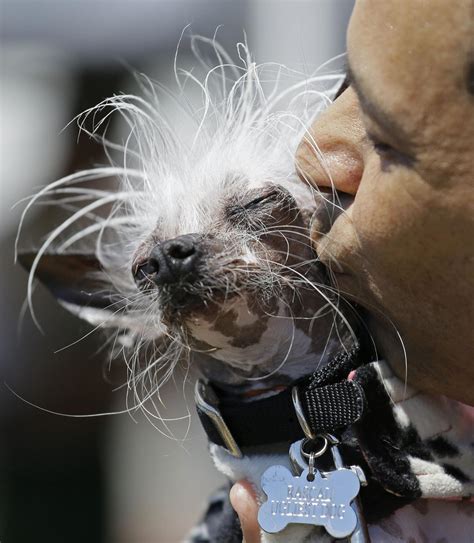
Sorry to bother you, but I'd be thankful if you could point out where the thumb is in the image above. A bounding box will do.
[229,480,262,543]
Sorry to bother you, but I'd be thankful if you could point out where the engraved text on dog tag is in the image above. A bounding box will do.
[258,464,360,538]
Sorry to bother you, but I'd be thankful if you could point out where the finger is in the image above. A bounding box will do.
[230,480,261,543]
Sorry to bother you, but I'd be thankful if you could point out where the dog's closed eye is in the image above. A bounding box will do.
[225,188,291,226]
[243,190,279,210]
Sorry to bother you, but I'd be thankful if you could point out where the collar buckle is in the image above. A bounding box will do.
[194,379,243,458]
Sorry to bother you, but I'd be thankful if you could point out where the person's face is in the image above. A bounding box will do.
[297,0,474,404]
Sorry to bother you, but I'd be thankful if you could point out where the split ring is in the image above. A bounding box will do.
[300,435,328,460]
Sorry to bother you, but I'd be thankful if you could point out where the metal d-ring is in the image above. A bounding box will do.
[292,386,316,440]
[300,435,329,460]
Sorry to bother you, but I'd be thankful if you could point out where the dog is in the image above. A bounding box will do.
[18,39,360,542]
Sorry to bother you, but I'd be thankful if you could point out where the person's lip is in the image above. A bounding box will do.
[311,191,355,278]
[312,191,354,236]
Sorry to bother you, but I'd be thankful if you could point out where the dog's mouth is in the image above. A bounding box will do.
[159,282,238,317]
[133,235,251,322]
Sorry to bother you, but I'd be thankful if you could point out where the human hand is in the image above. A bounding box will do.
[229,480,261,543]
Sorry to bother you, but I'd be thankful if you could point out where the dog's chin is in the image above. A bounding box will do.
[158,286,239,327]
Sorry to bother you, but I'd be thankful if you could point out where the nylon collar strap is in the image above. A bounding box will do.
[195,346,365,455]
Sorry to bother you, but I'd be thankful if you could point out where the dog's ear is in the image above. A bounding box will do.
[18,252,129,329]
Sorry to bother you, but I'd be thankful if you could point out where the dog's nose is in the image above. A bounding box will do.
[134,234,202,287]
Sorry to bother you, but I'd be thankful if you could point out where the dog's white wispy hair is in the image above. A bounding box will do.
[16,36,346,433]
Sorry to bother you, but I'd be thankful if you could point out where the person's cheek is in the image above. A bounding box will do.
[313,158,399,296]
[340,157,429,306]
[352,161,418,254]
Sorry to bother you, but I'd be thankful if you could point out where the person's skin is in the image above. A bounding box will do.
[231,0,474,539]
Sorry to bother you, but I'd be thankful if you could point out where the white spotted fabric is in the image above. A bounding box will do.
[374,361,474,500]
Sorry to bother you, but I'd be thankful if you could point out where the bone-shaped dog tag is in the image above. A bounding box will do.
[257,464,360,539]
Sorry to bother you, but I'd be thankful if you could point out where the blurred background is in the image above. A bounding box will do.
[0,1,354,542]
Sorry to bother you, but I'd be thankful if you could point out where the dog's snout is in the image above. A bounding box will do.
[134,234,202,288]
[163,235,197,262]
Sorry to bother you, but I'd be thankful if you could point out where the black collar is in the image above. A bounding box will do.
[195,346,366,457]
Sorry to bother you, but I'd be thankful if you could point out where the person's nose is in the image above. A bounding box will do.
[295,87,366,196]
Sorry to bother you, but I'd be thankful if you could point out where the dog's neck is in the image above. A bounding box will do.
[189,295,352,394]
[192,334,342,394]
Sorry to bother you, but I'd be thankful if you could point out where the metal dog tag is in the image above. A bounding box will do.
[258,463,360,539]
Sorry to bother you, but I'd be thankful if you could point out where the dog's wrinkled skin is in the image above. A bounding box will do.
[131,179,351,392]
[19,49,357,403]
